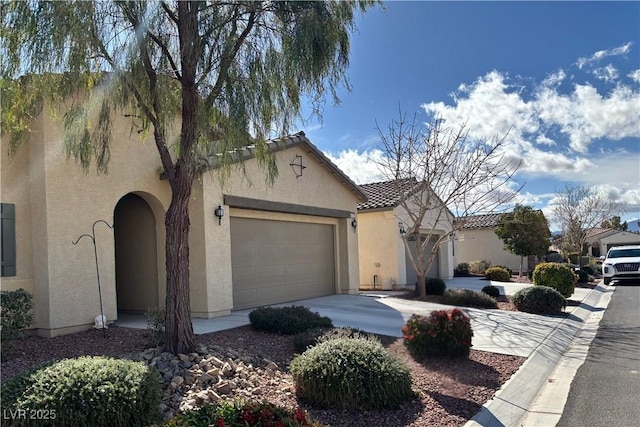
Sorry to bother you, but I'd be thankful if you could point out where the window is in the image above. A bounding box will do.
[1,203,16,277]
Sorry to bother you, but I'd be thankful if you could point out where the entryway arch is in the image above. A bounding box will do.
[114,193,160,313]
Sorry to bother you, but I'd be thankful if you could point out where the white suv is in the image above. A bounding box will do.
[601,245,640,285]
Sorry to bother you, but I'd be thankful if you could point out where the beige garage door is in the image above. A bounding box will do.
[231,217,335,309]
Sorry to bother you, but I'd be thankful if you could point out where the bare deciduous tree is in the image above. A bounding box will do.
[551,185,625,266]
[376,111,521,298]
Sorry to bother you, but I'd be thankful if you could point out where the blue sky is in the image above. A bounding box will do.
[297,1,640,229]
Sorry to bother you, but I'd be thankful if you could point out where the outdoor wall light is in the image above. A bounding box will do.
[399,221,406,236]
[214,205,225,225]
[351,218,358,230]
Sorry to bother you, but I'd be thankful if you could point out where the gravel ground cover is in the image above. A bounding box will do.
[2,323,524,427]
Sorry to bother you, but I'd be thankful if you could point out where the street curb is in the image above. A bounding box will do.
[464,282,615,427]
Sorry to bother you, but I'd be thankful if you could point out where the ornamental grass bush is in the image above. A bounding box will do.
[292,326,376,353]
[512,286,567,315]
[469,259,492,275]
[442,288,498,309]
[425,277,446,295]
[290,337,413,410]
[485,266,511,282]
[1,356,161,427]
[532,262,577,298]
[249,305,333,335]
[402,309,473,359]
[164,400,323,427]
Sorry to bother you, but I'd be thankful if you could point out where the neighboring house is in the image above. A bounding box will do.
[595,230,640,256]
[551,228,640,258]
[455,213,532,273]
[0,106,366,337]
[356,179,454,290]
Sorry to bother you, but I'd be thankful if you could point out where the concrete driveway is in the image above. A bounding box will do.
[116,277,595,358]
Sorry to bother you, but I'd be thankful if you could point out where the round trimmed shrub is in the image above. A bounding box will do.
[545,252,565,263]
[1,356,161,427]
[532,262,577,298]
[292,327,375,353]
[581,265,595,275]
[453,263,470,277]
[512,286,567,315]
[442,289,498,309]
[425,277,446,295]
[493,265,514,276]
[577,269,590,283]
[485,266,511,282]
[469,259,492,275]
[481,285,501,298]
[249,305,333,334]
[165,400,321,427]
[290,337,413,410]
[402,309,473,359]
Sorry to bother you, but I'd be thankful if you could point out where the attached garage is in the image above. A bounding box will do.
[230,217,335,309]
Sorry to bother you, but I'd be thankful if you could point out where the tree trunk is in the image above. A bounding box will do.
[519,255,524,277]
[163,165,196,354]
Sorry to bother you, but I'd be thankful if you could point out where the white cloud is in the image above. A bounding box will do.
[630,69,640,83]
[592,64,619,82]
[324,149,385,184]
[577,42,633,69]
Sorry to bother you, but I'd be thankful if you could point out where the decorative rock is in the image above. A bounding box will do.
[215,381,232,395]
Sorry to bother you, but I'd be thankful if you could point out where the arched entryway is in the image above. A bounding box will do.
[114,193,159,313]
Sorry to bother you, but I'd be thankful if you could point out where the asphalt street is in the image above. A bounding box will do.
[556,281,640,427]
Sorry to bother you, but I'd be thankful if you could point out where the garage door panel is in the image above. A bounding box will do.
[231,217,335,310]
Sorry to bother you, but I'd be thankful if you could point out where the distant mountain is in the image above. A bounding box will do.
[628,220,640,233]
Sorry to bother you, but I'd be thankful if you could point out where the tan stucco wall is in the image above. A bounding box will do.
[2,95,362,334]
[196,145,362,316]
[358,198,454,290]
[456,228,527,272]
[600,232,640,254]
[1,99,172,337]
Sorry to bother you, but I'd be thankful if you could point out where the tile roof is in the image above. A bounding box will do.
[197,131,368,202]
[457,213,505,229]
[357,178,421,210]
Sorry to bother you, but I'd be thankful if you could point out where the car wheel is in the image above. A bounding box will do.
[604,278,611,285]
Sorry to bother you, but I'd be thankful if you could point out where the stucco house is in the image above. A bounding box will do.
[356,179,454,290]
[582,228,640,257]
[1,107,366,337]
[455,213,532,273]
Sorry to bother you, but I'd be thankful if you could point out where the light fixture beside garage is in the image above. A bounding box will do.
[351,218,358,230]
[214,205,225,225]
[399,221,407,236]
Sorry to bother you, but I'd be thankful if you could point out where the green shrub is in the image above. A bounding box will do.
[453,263,470,277]
[581,265,595,275]
[485,266,511,282]
[532,262,577,298]
[441,289,498,309]
[577,269,590,283]
[512,286,567,315]
[249,305,333,335]
[469,259,492,275]
[481,285,501,298]
[1,288,34,341]
[402,309,473,359]
[292,327,375,354]
[425,277,446,295]
[545,252,565,263]
[145,306,165,348]
[290,337,413,410]
[1,356,161,427]
[164,400,323,427]
[493,264,514,276]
